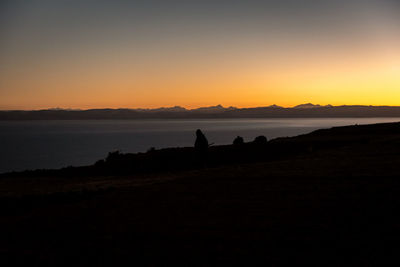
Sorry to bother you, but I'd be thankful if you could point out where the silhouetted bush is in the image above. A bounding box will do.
[106,150,122,162]
[253,136,267,145]
[147,147,156,153]
[233,136,244,145]
[95,159,105,167]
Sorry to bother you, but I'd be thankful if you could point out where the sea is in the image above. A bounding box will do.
[0,118,399,173]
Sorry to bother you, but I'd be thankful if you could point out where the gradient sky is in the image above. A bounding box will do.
[1,0,399,109]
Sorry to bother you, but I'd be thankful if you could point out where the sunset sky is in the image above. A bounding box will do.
[1,0,399,110]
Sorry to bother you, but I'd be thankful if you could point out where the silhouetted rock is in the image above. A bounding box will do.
[233,136,244,145]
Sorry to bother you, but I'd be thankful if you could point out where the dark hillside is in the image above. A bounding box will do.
[2,122,400,265]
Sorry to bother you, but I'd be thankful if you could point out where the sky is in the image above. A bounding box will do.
[0,0,399,110]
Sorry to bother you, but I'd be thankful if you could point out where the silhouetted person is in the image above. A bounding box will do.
[194,129,208,166]
[233,136,244,145]
[195,129,208,151]
[253,135,267,145]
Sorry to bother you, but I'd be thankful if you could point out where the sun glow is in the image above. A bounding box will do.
[0,0,399,109]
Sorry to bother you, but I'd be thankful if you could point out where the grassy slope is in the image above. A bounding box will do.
[2,122,400,266]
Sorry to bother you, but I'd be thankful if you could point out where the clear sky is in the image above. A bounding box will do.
[1,0,399,110]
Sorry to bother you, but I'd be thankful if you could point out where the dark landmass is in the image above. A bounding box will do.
[3,104,400,120]
[2,122,400,265]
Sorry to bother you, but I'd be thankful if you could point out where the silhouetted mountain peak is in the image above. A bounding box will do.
[136,106,187,112]
[192,105,237,112]
[268,104,283,108]
[46,107,82,111]
[294,103,331,109]
[294,103,319,109]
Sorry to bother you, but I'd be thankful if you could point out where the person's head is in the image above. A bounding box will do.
[196,129,203,136]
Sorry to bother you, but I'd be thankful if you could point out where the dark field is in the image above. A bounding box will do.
[2,122,400,265]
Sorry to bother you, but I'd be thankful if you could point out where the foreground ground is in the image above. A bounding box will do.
[2,122,400,265]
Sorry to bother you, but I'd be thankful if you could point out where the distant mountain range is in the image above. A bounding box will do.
[293,103,333,109]
[2,104,400,120]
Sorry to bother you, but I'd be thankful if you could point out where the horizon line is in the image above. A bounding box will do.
[2,103,400,112]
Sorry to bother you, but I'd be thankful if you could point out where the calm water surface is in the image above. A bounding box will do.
[0,118,399,173]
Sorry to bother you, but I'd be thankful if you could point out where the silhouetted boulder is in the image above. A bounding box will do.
[233,136,244,145]
[253,136,267,145]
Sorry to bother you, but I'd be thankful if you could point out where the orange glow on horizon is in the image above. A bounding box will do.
[1,30,399,110]
[1,0,400,110]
